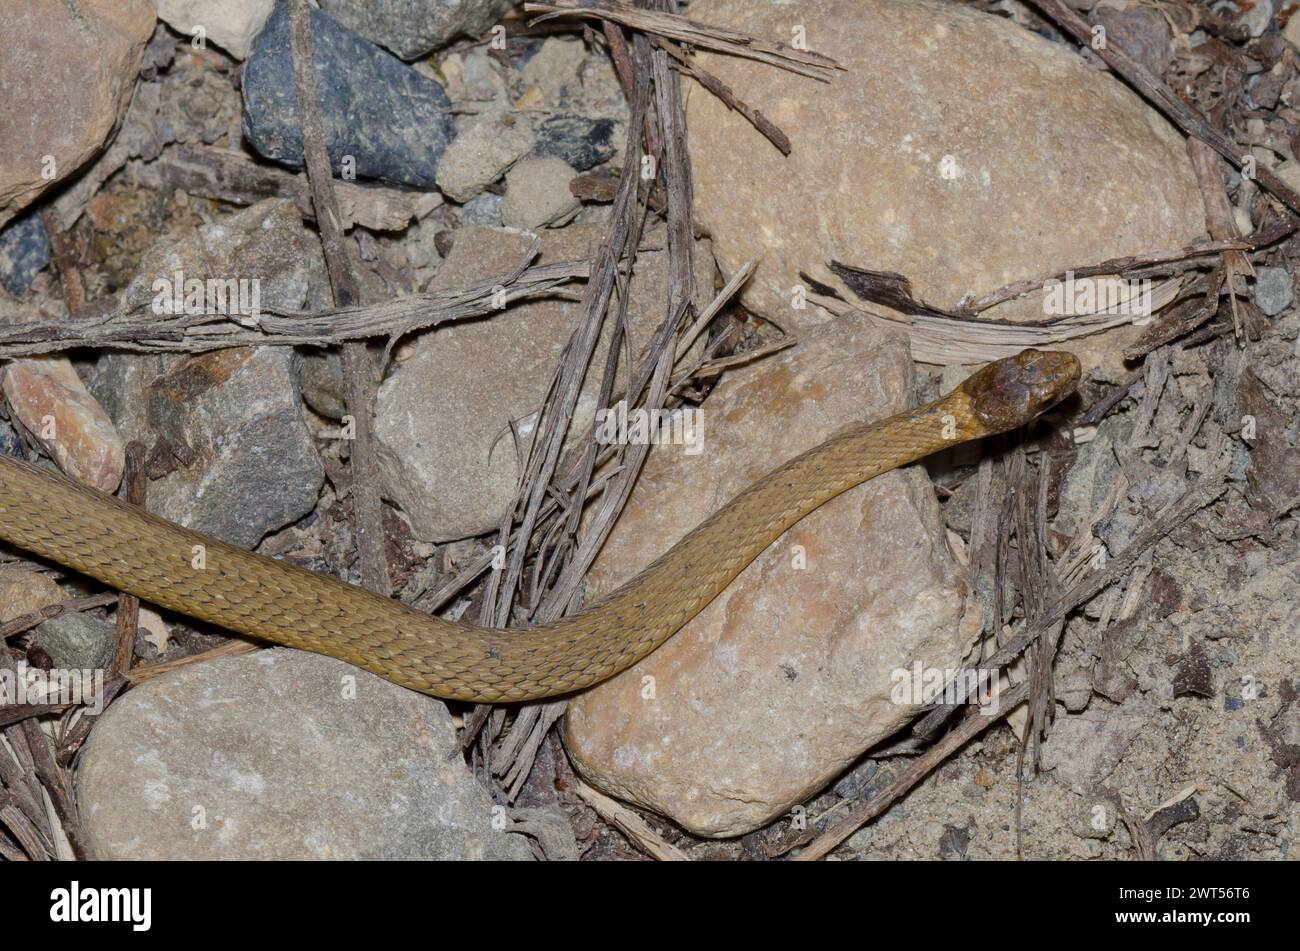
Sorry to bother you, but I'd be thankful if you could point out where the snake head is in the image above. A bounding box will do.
[959,349,1081,433]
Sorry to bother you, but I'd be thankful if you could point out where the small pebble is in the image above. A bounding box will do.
[1254,266,1293,316]
[0,209,52,295]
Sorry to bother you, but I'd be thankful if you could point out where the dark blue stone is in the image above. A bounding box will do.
[241,3,454,188]
[533,115,617,172]
[0,209,52,296]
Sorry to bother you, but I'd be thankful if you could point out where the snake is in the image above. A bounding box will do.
[0,348,1079,703]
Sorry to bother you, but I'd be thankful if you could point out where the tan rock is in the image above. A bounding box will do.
[0,0,155,228]
[501,156,580,229]
[520,36,586,104]
[0,567,65,624]
[375,224,714,541]
[2,358,125,492]
[154,0,274,60]
[563,313,973,837]
[684,0,1206,369]
[436,112,535,203]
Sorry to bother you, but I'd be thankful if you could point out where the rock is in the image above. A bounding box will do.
[440,47,509,106]
[154,0,274,60]
[134,348,324,548]
[121,197,329,315]
[318,0,516,60]
[534,115,618,172]
[0,419,20,458]
[1287,12,1300,51]
[300,349,346,421]
[436,112,536,203]
[94,199,328,548]
[76,648,531,859]
[0,567,65,624]
[241,3,455,187]
[1057,661,1094,713]
[0,0,155,229]
[1254,266,1293,316]
[1092,3,1173,78]
[563,313,973,837]
[521,36,587,102]
[833,759,881,799]
[375,223,714,541]
[1041,697,1156,793]
[501,156,580,229]
[2,358,125,492]
[0,209,52,295]
[32,613,116,671]
[1237,0,1276,38]
[459,192,504,227]
[684,0,1205,369]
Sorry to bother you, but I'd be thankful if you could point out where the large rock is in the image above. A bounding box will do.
[318,0,517,60]
[685,0,1205,364]
[109,346,325,549]
[563,313,974,837]
[76,649,531,859]
[375,224,714,542]
[0,0,155,229]
[92,199,327,548]
[241,2,455,187]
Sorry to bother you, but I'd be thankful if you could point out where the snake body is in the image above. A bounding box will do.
[0,349,1078,702]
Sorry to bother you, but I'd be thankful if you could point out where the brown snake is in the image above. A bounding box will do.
[0,348,1078,702]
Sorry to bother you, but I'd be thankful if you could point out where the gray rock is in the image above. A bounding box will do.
[143,348,324,548]
[76,649,531,860]
[319,0,515,60]
[834,759,881,799]
[1041,697,1155,793]
[0,417,19,457]
[1254,266,1293,317]
[1091,4,1173,78]
[99,200,328,548]
[33,613,116,670]
[374,223,714,541]
[500,156,579,229]
[534,115,617,171]
[459,192,503,227]
[241,3,455,187]
[1236,0,1276,38]
[0,208,51,295]
[299,349,346,420]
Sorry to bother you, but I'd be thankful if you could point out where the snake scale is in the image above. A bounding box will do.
[0,348,1079,702]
